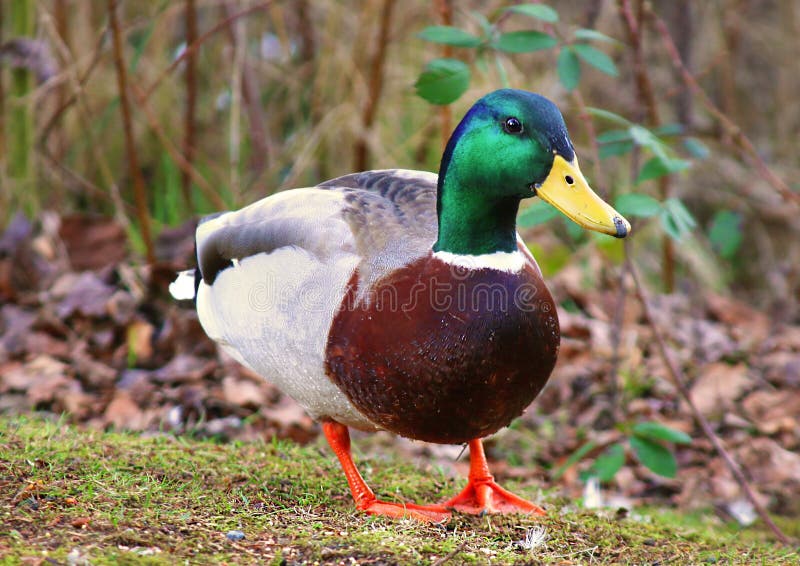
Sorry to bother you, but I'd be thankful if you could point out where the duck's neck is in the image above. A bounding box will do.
[433,171,521,256]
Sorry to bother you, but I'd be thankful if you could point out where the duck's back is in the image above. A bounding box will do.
[194,170,439,430]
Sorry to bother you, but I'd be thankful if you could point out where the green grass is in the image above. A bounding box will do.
[1,416,796,564]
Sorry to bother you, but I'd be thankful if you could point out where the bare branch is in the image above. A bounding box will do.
[644,3,798,206]
[354,0,396,171]
[108,0,155,264]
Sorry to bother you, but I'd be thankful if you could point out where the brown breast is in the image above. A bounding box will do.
[324,252,560,443]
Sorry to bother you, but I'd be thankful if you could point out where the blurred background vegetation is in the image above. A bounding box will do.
[1,0,799,316]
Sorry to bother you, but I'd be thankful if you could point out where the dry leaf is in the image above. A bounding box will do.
[222,376,267,408]
[50,272,115,319]
[741,390,800,436]
[688,362,752,416]
[58,215,127,271]
[706,293,770,345]
[104,392,147,430]
[152,354,214,383]
[127,319,155,363]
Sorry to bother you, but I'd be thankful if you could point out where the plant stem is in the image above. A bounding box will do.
[570,88,607,198]
[181,0,197,210]
[354,0,396,171]
[49,0,69,208]
[434,0,453,153]
[143,2,272,103]
[0,1,6,166]
[131,85,226,211]
[222,1,270,179]
[108,0,155,264]
[9,0,35,188]
[617,0,675,293]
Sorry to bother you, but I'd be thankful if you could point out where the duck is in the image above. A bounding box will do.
[170,88,630,522]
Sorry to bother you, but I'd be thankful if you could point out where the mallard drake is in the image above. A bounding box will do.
[171,89,630,522]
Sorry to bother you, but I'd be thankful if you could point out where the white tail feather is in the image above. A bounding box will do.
[169,270,196,301]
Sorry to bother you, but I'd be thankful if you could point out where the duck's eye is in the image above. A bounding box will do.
[503,117,523,134]
[565,175,575,186]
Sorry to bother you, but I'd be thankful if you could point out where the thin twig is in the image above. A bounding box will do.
[628,247,792,546]
[108,0,155,264]
[181,0,197,209]
[617,0,675,292]
[37,23,108,150]
[644,3,798,206]
[221,1,271,179]
[48,0,69,207]
[39,9,133,230]
[354,0,396,171]
[431,541,468,566]
[607,265,628,419]
[39,150,123,209]
[434,0,453,153]
[570,88,606,198]
[227,3,245,200]
[295,0,315,63]
[0,1,4,162]
[142,1,272,102]
[131,85,227,210]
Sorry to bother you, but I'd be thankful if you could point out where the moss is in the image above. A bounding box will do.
[1,415,796,564]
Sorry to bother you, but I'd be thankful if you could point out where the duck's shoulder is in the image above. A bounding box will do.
[319,168,438,201]
[321,169,440,293]
[320,169,438,242]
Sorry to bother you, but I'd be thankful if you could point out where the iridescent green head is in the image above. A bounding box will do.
[434,89,629,255]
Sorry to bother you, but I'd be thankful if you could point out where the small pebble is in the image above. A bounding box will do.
[226,530,245,541]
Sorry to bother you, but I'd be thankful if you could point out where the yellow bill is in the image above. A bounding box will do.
[536,154,631,238]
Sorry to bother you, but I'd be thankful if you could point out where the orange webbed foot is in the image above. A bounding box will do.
[444,439,545,516]
[444,477,545,515]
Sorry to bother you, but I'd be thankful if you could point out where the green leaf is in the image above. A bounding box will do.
[557,47,581,91]
[415,58,471,105]
[571,43,618,76]
[630,436,677,478]
[551,440,597,480]
[632,422,692,445]
[683,137,711,159]
[506,4,559,23]
[660,197,697,241]
[590,443,626,482]
[614,193,662,218]
[587,107,632,127]
[598,141,634,159]
[596,129,632,144]
[708,210,743,258]
[417,26,483,48]
[518,200,560,227]
[652,123,684,137]
[574,28,617,44]
[494,31,557,53]
[628,125,661,151]
[636,156,690,184]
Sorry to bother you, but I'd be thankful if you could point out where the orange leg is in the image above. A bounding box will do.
[322,421,451,523]
[443,439,546,516]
